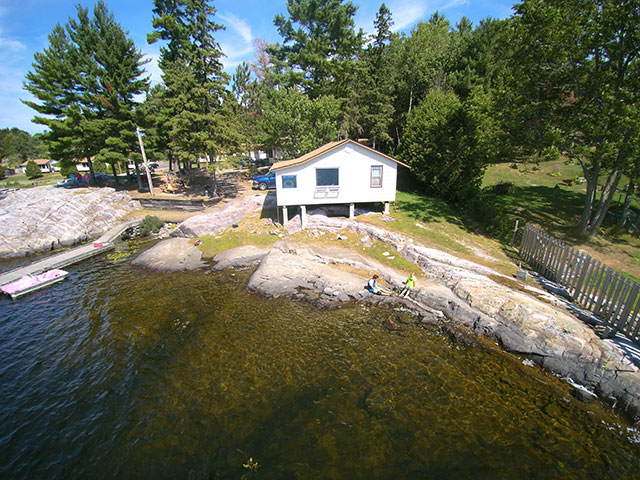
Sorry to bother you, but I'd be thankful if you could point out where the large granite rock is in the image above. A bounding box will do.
[165,198,640,418]
[212,237,640,420]
[173,193,275,237]
[132,238,204,271]
[0,186,140,258]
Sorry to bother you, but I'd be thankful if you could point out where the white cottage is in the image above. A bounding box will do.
[271,139,409,228]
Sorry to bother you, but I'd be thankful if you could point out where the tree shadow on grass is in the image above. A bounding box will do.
[396,186,464,226]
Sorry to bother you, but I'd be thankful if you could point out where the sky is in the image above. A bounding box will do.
[0,0,515,135]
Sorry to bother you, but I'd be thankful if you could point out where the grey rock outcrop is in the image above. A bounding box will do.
[212,237,640,419]
[212,245,269,270]
[132,237,204,271]
[0,186,140,258]
[173,193,275,237]
[172,197,640,418]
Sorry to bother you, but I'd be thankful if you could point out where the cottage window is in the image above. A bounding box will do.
[371,165,383,188]
[282,175,297,188]
[316,168,339,186]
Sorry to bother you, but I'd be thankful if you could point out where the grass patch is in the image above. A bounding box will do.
[0,172,61,188]
[197,230,279,258]
[481,159,640,280]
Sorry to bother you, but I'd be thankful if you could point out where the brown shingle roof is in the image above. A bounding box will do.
[270,139,410,172]
[21,158,54,166]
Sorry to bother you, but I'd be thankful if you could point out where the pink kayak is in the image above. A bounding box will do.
[1,269,68,299]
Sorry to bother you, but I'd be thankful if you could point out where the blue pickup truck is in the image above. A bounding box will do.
[252,171,276,190]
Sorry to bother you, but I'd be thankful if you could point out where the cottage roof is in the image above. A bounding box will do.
[21,158,54,166]
[270,139,410,172]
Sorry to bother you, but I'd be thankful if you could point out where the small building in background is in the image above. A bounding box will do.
[270,139,409,227]
[20,158,58,174]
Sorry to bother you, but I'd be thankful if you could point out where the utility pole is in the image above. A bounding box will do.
[136,126,154,196]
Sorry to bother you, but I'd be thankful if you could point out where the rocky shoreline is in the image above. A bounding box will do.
[133,198,640,420]
[5,187,639,420]
[0,185,140,258]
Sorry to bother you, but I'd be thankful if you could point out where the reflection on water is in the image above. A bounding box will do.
[0,245,638,479]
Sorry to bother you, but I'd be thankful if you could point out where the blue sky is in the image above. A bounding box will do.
[0,0,515,135]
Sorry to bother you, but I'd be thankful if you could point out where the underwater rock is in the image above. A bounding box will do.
[132,238,204,271]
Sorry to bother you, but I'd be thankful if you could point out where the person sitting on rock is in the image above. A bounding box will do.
[400,273,415,297]
[366,274,392,295]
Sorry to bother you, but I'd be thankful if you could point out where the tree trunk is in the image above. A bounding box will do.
[578,160,600,236]
[208,153,218,197]
[618,180,634,227]
[135,163,143,191]
[110,162,119,186]
[408,82,414,114]
[86,157,97,186]
[587,168,623,237]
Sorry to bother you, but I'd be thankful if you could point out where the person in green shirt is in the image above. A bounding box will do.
[400,273,415,297]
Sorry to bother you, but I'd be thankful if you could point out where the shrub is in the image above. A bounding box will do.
[138,215,164,236]
[484,181,515,195]
[59,163,78,178]
[25,160,42,179]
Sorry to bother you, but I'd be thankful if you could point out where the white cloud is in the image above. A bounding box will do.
[388,0,429,31]
[0,37,25,50]
[140,47,163,86]
[439,0,469,10]
[217,12,255,72]
[218,12,253,45]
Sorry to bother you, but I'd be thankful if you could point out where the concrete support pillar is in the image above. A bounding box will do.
[349,203,355,220]
[300,205,307,230]
[282,205,288,224]
[384,201,390,214]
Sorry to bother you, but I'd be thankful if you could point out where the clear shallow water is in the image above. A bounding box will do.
[0,243,638,479]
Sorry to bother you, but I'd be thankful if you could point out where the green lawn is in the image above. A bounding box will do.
[481,160,640,282]
[1,171,62,188]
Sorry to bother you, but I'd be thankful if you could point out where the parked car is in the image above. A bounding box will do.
[252,171,276,190]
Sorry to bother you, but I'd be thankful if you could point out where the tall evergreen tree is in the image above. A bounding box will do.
[358,3,396,150]
[511,0,640,237]
[24,1,148,184]
[270,0,364,100]
[149,0,242,194]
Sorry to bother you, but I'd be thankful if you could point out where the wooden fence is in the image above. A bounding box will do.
[519,224,640,342]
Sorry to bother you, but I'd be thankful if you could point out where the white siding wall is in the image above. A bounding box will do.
[275,143,398,207]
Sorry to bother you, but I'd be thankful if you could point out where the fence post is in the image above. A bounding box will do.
[512,219,519,246]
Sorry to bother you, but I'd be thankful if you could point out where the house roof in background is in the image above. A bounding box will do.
[270,139,410,172]
[21,158,54,166]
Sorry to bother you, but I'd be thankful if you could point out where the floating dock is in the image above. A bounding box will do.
[0,219,140,288]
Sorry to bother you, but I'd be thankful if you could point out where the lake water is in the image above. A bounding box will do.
[0,241,638,479]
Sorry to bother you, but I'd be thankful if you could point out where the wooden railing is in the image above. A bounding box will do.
[520,224,640,342]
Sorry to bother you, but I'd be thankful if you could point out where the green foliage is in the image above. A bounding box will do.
[400,89,486,200]
[138,215,164,236]
[0,128,44,166]
[25,160,42,179]
[510,0,640,236]
[259,88,341,159]
[23,1,148,183]
[484,181,515,195]
[270,0,364,99]
[59,161,77,178]
[150,0,243,186]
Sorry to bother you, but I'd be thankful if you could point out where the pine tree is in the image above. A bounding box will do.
[25,160,41,179]
[358,3,396,150]
[24,1,148,184]
[150,0,243,195]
